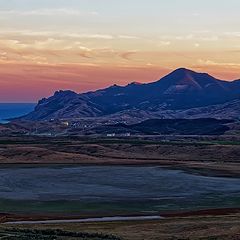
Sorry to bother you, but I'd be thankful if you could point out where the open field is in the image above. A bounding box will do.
[0,136,240,177]
[1,165,240,217]
[0,136,240,239]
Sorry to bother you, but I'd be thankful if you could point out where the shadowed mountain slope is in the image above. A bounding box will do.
[21,68,240,120]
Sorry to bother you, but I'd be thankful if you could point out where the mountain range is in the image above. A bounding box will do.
[21,68,240,121]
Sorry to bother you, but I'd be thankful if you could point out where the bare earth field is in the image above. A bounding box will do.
[0,136,240,177]
[2,213,240,240]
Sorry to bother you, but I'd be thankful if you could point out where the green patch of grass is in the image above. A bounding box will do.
[1,136,239,147]
[205,141,240,145]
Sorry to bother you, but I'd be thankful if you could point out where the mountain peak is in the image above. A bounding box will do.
[169,67,197,76]
[170,68,214,79]
[159,67,217,84]
[20,68,239,121]
[54,90,77,97]
[157,68,197,84]
[153,67,229,96]
[174,67,192,72]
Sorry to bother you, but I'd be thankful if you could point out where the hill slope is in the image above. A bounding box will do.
[92,118,233,136]
[21,68,240,121]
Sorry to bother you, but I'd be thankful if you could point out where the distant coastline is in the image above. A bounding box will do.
[0,103,35,123]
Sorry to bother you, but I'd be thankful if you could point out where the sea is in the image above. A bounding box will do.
[0,103,36,123]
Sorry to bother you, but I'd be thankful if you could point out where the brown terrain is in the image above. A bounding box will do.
[2,212,240,240]
[0,136,240,177]
[0,135,240,239]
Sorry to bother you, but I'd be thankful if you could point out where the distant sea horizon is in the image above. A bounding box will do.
[0,103,36,123]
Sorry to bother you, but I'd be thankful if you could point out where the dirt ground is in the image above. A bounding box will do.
[0,136,240,177]
[1,136,240,239]
[2,213,240,240]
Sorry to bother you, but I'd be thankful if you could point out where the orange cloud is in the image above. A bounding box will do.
[0,29,239,102]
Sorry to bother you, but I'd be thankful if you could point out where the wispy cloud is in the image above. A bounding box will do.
[118,35,140,40]
[0,8,98,16]
[160,33,219,42]
[175,34,194,40]
[0,29,141,41]
[198,59,240,68]
[65,33,114,40]
[158,41,171,46]
[199,36,219,41]
[119,51,138,60]
[224,32,240,37]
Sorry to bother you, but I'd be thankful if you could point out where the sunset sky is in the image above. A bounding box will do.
[0,0,240,102]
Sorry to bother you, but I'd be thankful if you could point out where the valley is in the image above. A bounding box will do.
[0,135,240,176]
[0,68,239,239]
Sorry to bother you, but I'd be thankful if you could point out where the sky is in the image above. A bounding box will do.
[0,0,240,102]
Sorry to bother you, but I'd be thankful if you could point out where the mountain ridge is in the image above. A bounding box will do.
[20,68,240,121]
